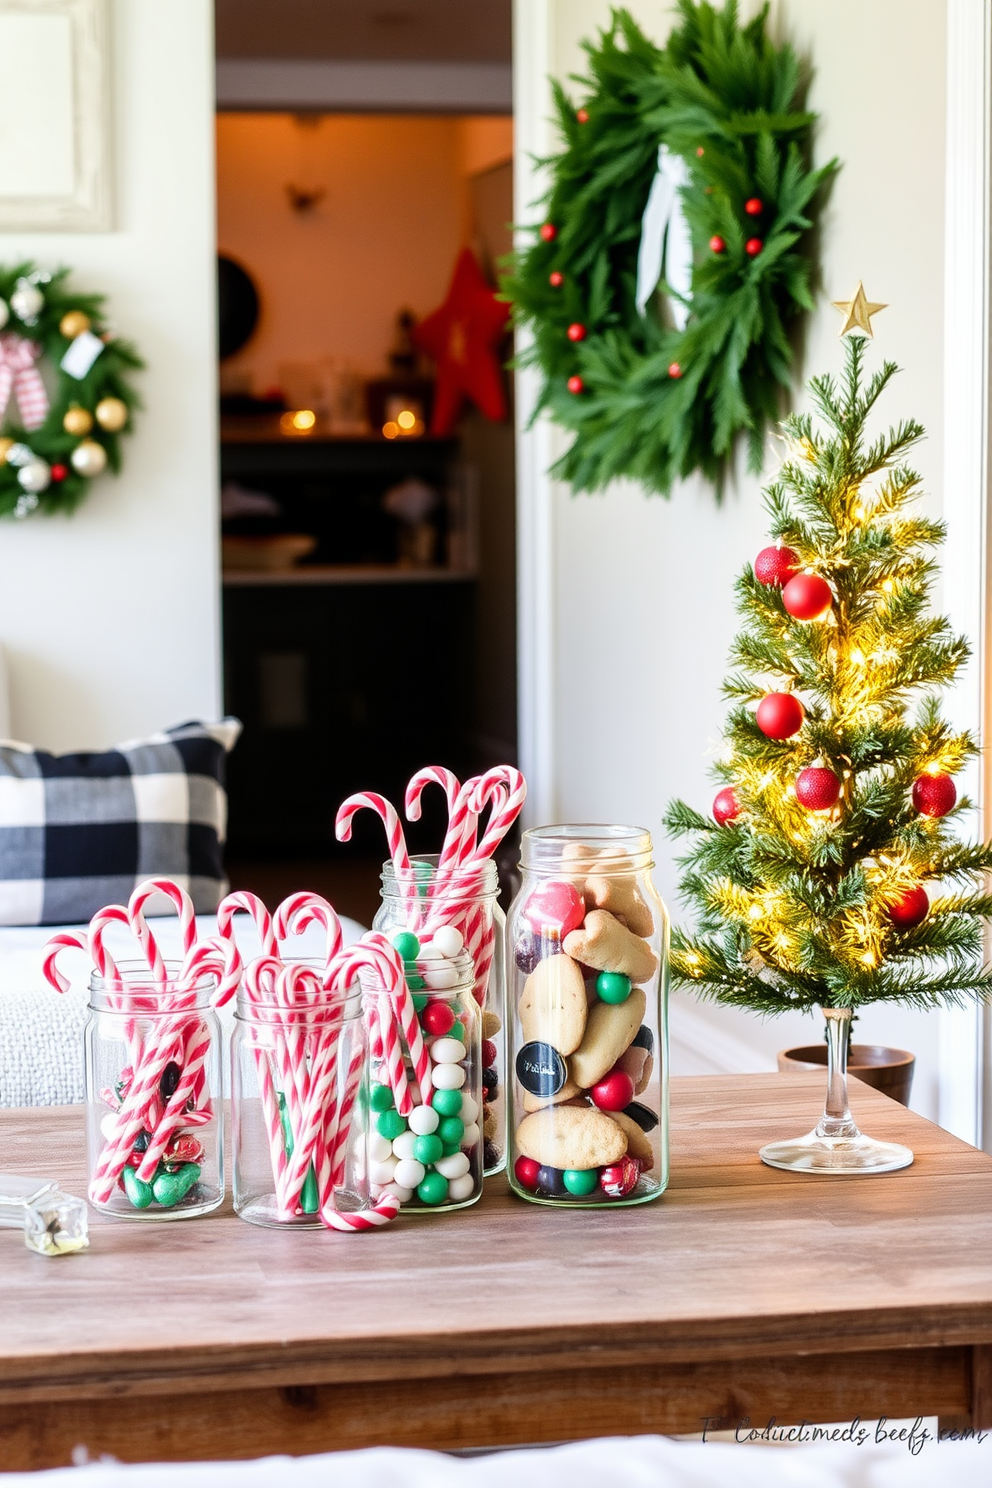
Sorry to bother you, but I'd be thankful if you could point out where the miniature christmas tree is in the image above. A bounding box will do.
[664,311,992,1171]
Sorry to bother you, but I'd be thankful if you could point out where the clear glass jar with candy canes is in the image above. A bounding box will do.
[232,963,369,1229]
[85,963,225,1219]
[373,858,506,1175]
[506,826,669,1207]
[367,946,483,1211]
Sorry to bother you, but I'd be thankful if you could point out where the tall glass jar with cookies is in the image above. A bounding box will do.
[506,826,668,1207]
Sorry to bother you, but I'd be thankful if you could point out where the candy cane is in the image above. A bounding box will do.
[128,879,197,984]
[181,934,244,1008]
[320,1192,400,1231]
[465,766,526,864]
[335,793,414,902]
[217,890,278,958]
[327,1039,364,1190]
[133,1017,214,1181]
[89,1023,187,1202]
[274,892,343,982]
[359,933,431,1105]
[41,932,90,995]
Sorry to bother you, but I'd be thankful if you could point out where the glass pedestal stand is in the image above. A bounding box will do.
[760,1007,914,1174]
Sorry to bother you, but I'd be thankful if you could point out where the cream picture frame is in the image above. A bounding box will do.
[0,0,112,231]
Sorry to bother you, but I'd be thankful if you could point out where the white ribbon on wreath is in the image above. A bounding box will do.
[635,144,693,329]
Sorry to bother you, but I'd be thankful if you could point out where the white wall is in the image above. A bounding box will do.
[516,0,951,1117]
[0,0,220,751]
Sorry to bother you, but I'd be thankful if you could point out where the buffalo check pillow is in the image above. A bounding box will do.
[0,719,242,926]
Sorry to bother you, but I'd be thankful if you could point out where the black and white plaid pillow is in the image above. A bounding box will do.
[0,719,242,926]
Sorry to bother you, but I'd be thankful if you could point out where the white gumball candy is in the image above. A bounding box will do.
[432,925,464,958]
[448,1173,475,1201]
[408,1104,440,1136]
[430,1036,466,1065]
[431,1062,466,1091]
[382,1182,413,1203]
[417,941,446,961]
[460,1095,479,1124]
[423,963,460,991]
[99,1112,119,1141]
[370,1157,398,1186]
[368,1131,392,1163]
[461,1122,481,1147]
[435,1151,470,1180]
[393,1158,426,1190]
[391,1130,417,1161]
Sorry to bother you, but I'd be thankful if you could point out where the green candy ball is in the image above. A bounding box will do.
[431,1087,463,1118]
[412,1134,444,1165]
[412,992,429,1012]
[405,972,426,991]
[376,1109,407,1141]
[370,1082,395,1112]
[441,1140,462,1157]
[391,930,421,961]
[596,971,632,1004]
[437,1115,465,1147]
[563,1168,599,1196]
[417,1171,449,1206]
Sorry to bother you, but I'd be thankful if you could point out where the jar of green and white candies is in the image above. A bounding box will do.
[368,945,483,1211]
[506,826,669,1207]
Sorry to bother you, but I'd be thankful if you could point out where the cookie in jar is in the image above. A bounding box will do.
[507,827,669,1206]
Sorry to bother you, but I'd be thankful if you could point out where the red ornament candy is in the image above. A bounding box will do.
[756,692,804,739]
[600,1154,641,1198]
[888,886,929,929]
[754,544,799,587]
[482,1038,498,1069]
[795,766,841,812]
[514,1156,542,1192]
[164,1134,205,1168]
[709,235,726,254]
[567,322,586,342]
[567,375,585,394]
[744,197,763,216]
[782,572,833,620]
[549,271,564,287]
[590,1068,636,1112]
[421,1000,456,1037]
[745,237,763,257]
[713,787,740,825]
[523,879,585,938]
[668,362,682,379]
[576,108,589,123]
[912,772,957,818]
[539,223,557,243]
[50,464,68,482]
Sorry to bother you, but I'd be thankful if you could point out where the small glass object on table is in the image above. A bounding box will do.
[759,1006,914,1173]
[0,1175,89,1255]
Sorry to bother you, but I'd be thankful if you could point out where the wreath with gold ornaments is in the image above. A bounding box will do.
[0,262,142,518]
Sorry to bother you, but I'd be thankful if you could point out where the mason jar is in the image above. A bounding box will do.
[506,826,669,1207]
[232,977,367,1228]
[368,947,483,1212]
[373,856,506,1174]
[85,963,223,1219]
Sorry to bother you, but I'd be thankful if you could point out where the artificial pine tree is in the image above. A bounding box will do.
[664,323,992,1171]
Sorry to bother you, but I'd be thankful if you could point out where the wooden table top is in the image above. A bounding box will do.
[3,1073,992,1406]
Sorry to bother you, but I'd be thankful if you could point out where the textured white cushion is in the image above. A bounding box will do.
[0,642,10,739]
[0,912,365,1106]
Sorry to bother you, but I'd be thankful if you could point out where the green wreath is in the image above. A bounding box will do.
[0,262,142,518]
[503,1,838,497]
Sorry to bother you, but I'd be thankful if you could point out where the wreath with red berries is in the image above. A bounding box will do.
[503,1,837,497]
[0,262,142,518]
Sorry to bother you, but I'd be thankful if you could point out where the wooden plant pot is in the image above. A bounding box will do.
[777,1043,915,1108]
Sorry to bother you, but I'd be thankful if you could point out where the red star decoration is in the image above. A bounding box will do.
[413,248,510,435]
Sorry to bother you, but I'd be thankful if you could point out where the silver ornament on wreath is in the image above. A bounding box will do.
[0,299,8,331]
[17,458,51,493]
[10,279,44,325]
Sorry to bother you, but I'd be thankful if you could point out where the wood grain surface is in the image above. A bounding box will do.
[2,1073,991,1466]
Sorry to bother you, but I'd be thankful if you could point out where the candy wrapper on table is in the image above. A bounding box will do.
[506,826,670,1207]
[42,879,241,1220]
[336,764,525,1175]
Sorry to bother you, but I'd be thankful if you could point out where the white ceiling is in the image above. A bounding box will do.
[215,0,511,63]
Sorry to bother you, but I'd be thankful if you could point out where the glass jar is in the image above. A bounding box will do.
[368,948,483,1212]
[85,963,223,1220]
[232,978,367,1228]
[373,856,506,1174]
[506,826,669,1207]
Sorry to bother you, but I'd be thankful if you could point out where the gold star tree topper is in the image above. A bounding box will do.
[833,281,887,338]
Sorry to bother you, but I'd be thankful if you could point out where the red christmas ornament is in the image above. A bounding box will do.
[754,545,799,587]
[514,1156,542,1192]
[695,146,705,157]
[539,223,558,242]
[756,693,804,739]
[745,237,763,257]
[590,1068,636,1113]
[411,248,510,436]
[744,197,764,216]
[782,572,833,620]
[50,464,68,482]
[668,362,683,379]
[888,886,929,929]
[549,271,564,287]
[795,766,841,812]
[523,879,586,938]
[567,375,585,394]
[482,1039,498,1069]
[576,108,589,123]
[709,235,726,254]
[600,1155,641,1198]
[421,1001,456,1038]
[567,322,587,343]
[912,772,957,818]
[713,787,740,825]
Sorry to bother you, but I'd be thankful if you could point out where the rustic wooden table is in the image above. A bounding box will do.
[2,1072,991,1469]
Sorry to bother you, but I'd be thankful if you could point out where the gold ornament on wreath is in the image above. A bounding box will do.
[0,262,142,518]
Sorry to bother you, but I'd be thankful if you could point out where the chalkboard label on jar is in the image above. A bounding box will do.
[515,1040,567,1098]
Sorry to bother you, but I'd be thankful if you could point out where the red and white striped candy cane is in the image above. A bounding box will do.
[465,766,526,864]
[216,890,278,958]
[335,792,415,907]
[134,1015,214,1182]
[278,1017,342,1214]
[181,934,244,1008]
[327,1039,364,1191]
[127,879,197,984]
[320,1192,400,1231]
[274,892,343,983]
[41,932,90,995]
[342,934,429,1109]
[88,1020,187,1203]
